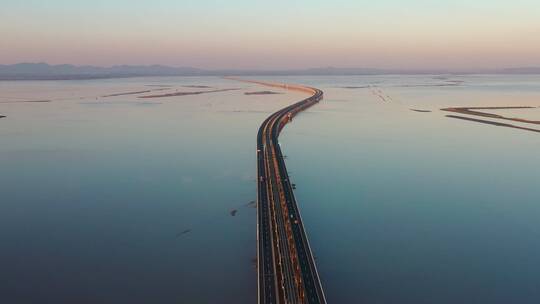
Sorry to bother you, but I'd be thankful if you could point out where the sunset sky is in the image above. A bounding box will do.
[1,0,539,69]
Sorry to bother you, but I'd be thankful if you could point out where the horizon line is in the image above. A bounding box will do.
[2,62,540,72]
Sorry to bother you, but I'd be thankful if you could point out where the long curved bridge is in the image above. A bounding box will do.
[230,78,327,304]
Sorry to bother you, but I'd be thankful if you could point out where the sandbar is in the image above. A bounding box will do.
[442,106,539,125]
[244,91,282,95]
[446,115,540,133]
[139,88,239,98]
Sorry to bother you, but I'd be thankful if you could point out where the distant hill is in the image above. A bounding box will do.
[0,63,205,80]
[1,63,539,80]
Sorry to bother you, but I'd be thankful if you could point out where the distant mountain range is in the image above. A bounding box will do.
[1,63,539,80]
[0,63,204,80]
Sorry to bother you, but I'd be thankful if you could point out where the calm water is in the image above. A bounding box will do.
[1,75,539,303]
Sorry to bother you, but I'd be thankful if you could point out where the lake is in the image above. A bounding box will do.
[1,75,539,303]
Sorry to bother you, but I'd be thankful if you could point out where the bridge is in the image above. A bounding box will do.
[229,78,327,304]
